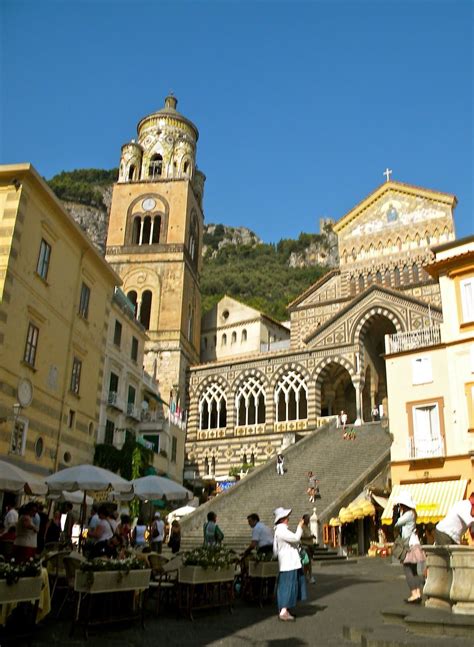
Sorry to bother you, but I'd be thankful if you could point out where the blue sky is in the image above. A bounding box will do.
[1,0,472,242]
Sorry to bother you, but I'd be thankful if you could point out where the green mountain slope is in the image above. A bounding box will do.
[47,168,331,321]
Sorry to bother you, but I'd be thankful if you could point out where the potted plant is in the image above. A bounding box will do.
[0,559,43,603]
[74,557,151,593]
[248,552,279,578]
[179,545,237,584]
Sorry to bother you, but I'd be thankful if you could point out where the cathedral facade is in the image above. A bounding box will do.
[185,181,456,478]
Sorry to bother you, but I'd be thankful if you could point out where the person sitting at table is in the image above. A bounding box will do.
[203,511,224,546]
[44,510,62,546]
[241,513,273,560]
[13,502,39,562]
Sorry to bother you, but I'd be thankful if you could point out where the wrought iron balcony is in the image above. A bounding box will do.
[385,326,441,354]
[407,436,445,460]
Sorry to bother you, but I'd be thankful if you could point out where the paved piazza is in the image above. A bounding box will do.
[34,558,472,647]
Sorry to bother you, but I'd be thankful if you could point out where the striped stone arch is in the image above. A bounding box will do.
[230,367,269,392]
[270,362,311,390]
[195,373,230,400]
[350,306,403,345]
[313,355,355,384]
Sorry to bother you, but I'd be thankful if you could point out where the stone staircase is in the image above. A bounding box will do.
[179,421,391,552]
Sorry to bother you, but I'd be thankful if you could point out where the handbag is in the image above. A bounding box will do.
[392,536,409,561]
[298,546,310,566]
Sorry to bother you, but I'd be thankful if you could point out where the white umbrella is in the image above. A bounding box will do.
[131,475,192,501]
[45,464,132,493]
[47,490,94,505]
[0,459,47,495]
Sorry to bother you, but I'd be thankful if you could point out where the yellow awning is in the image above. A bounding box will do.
[338,493,376,522]
[381,480,468,525]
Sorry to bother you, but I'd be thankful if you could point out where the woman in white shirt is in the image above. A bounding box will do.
[273,507,307,622]
[393,492,425,604]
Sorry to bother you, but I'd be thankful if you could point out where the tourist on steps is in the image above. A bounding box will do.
[273,507,307,622]
[276,453,285,476]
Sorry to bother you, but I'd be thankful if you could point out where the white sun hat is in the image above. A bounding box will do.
[274,507,292,523]
[395,491,416,510]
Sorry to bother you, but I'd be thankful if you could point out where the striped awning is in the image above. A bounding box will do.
[381,480,468,525]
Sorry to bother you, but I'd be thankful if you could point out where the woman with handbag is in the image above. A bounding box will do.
[273,507,307,622]
[393,492,425,604]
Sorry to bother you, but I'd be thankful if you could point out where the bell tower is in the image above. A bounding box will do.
[105,95,205,405]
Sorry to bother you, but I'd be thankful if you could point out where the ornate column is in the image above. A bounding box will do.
[352,376,365,426]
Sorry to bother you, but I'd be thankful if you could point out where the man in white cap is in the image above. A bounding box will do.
[151,512,165,553]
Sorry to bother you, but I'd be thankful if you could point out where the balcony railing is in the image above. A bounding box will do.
[126,403,140,420]
[407,436,445,460]
[385,326,441,354]
[107,391,123,410]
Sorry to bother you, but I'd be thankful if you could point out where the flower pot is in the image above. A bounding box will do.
[74,569,151,593]
[248,561,279,578]
[0,575,43,603]
[179,565,235,584]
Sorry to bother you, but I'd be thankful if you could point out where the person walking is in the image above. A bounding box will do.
[273,507,307,622]
[150,512,165,553]
[276,453,285,476]
[132,516,148,549]
[306,471,319,502]
[168,519,181,553]
[434,492,474,545]
[393,492,425,604]
[340,410,348,437]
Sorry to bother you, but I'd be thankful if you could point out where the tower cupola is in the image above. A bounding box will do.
[118,95,202,185]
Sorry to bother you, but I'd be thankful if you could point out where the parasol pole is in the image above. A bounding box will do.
[79,489,87,551]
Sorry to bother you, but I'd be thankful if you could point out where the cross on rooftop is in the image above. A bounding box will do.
[383,168,393,182]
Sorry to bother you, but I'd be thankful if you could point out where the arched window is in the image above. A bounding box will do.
[152,216,161,244]
[183,161,189,175]
[349,276,356,296]
[236,376,266,426]
[213,335,217,347]
[242,453,247,465]
[358,274,365,292]
[204,456,209,475]
[222,333,227,346]
[211,456,216,474]
[384,269,392,287]
[132,216,141,244]
[274,371,308,422]
[250,452,255,466]
[231,331,237,344]
[128,165,135,181]
[140,290,152,329]
[204,337,208,349]
[149,154,163,179]
[402,264,409,284]
[241,329,247,342]
[142,216,151,244]
[189,216,199,267]
[394,267,401,287]
[412,263,419,283]
[127,290,138,318]
[367,272,373,286]
[199,382,227,429]
[375,270,382,284]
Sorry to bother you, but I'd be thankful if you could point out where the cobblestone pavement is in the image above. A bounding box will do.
[31,558,473,647]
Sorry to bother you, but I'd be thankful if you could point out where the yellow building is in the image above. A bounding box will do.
[0,164,120,478]
[385,235,474,492]
[99,287,185,481]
